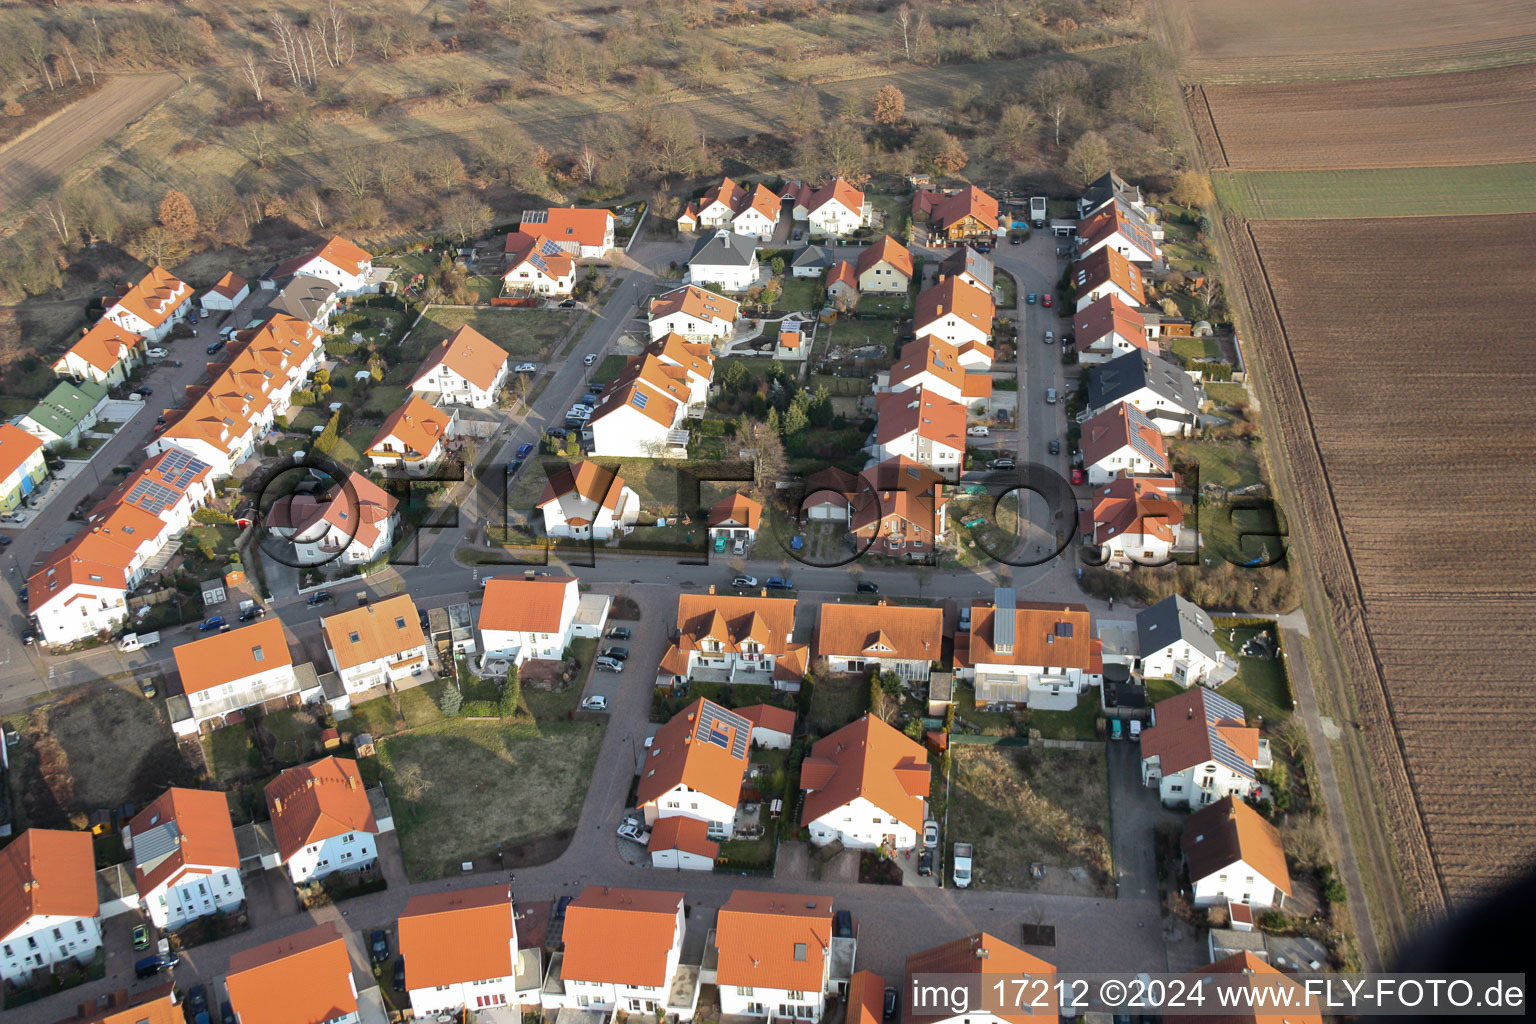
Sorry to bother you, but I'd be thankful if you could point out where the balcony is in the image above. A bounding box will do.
[1255,739,1273,770]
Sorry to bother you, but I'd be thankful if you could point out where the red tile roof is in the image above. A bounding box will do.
[398,884,516,989]
[1142,688,1261,778]
[503,230,576,282]
[850,456,948,542]
[366,396,452,463]
[847,970,884,1024]
[57,984,180,1024]
[801,714,931,831]
[875,386,965,450]
[1183,798,1292,898]
[478,575,578,634]
[538,207,615,249]
[927,186,1001,233]
[226,922,357,1024]
[637,698,753,809]
[55,319,143,375]
[276,236,371,279]
[649,284,740,325]
[815,602,943,664]
[737,703,796,737]
[127,788,238,897]
[1085,476,1185,545]
[808,177,864,216]
[321,593,425,672]
[264,757,379,862]
[709,492,763,531]
[914,276,995,337]
[658,593,806,687]
[0,828,98,941]
[856,236,915,279]
[536,460,630,513]
[413,325,509,393]
[1074,294,1148,353]
[1074,246,1146,305]
[208,271,248,299]
[888,336,993,398]
[826,261,857,291]
[715,890,833,992]
[1079,401,1168,473]
[174,618,291,695]
[1166,952,1321,1024]
[0,423,44,484]
[964,600,1094,671]
[1078,202,1158,261]
[107,267,190,329]
[905,933,1056,1024]
[648,816,720,860]
[561,886,682,988]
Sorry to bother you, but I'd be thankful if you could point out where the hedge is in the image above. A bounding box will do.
[1190,360,1233,381]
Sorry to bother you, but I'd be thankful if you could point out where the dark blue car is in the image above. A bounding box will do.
[516,442,534,459]
[765,577,795,590]
[198,616,226,632]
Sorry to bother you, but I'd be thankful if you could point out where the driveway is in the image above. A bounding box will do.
[1106,739,1165,902]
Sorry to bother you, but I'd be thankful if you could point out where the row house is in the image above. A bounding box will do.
[713,891,836,1020]
[101,266,192,344]
[912,276,994,349]
[814,601,943,682]
[267,275,341,330]
[521,207,616,259]
[872,386,966,481]
[686,230,761,293]
[0,424,47,513]
[226,922,361,1024]
[503,230,578,296]
[366,396,456,476]
[321,593,430,694]
[478,575,581,668]
[1080,476,1186,566]
[1184,798,1292,910]
[678,177,780,240]
[648,284,739,345]
[265,757,380,884]
[636,698,754,839]
[273,235,379,297]
[172,618,303,736]
[1141,687,1270,809]
[1076,199,1162,266]
[266,471,399,567]
[913,185,1001,241]
[546,887,699,1020]
[1074,294,1149,364]
[0,829,100,984]
[52,319,146,387]
[802,715,930,851]
[879,336,993,404]
[59,983,180,1024]
[28,446,214,647]
[398,885,535,1017]
[124,788,244,930]
[657,592,809,692]
[957,588,1101,710]
[410,324,510,409]
[146,314,325,478]
[538,461,640,539]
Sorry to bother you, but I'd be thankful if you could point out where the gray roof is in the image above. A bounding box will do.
[1136,595,1222,663]
[23,380,109,437]
[938,247,994,291]
[1080,170,1140,214]
[1088,350,1202,417]
[791,245,834,270]
[268,276,340,322]
[689,229,757,268]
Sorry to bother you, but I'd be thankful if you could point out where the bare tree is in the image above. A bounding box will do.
[269,15,318,89]
[576,144,598,183]
[1047,99,1071,147]
[39,198,70,246]
[238,50,265,103]
[317,0,356,68]
[440,194,492,243]
[293,186,327,228]
[228,122,276,169]
[894,4,914,60]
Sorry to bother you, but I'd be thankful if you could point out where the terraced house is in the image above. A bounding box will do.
[0,424,46,513]
[410,324,510,409]
[657,591,809,691]
[712,891,836,1020]
[320,593,430,693]
[588,335,716,458]
[14,379,109,450]
[912,276,995,349]
[125,788,244,930]
[226,922,361,1024]
[171,619,303,736]
[398,885,535,1017]
[648,284,739,344]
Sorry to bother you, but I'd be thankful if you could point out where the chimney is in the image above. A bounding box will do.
[708,585,716,595]
[272,797,282,814]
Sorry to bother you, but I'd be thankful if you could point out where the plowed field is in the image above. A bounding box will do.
[1194,66,1536,169]
[1237,215,1536,905]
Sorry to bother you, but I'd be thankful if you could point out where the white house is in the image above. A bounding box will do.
[321,594,430,694]
[647,816,719,871]
[1073,246,1146,312]
[880,337,993,404]
[738,704,795,750]
[1184,797,1292,910]
[707,493,762,547]
[503,231,578,296]
[1075,200,1161,266]
[274,235,377,297]
[1079,402,1171,486]
[101,266,192,343]
[0,829,101,985]
[804,178,870,238]
[1136,595,1235,688]
[1074,294,1149,364]
[227,922,360,1024]
[201,271,249,313]
[957,589,1102,711]
[478,575,580,668]
[912,277,994,349]
[587,357,692,459]
[125,788,244,930]
[267,275,341,330]
[1085,350,1204,437]
[1141,688,1270,809]
[173,619,300,736]
[686,230,760,294]
[906,933,1057,1024]
[656,591,809,692]
[714,891,834,1019]
[537,461,639,539]
[682,178,781,241]
[15,380,110,451]
[648,285,739,344]
[1081,476,1186,566]
[547,887,698,1021]
[636,699,751,839]
[265,757,379,885]
[872,386,966,481]
[266,471,399,567]
[365,397,455,476]
[801,715,930,852]
[411,325,510,409]
[730,183,781,240]
[522,207,615,259]
[936,246,995,295]
[52,319,144,386]
[398,884,525,1018]
[814,602,943,682]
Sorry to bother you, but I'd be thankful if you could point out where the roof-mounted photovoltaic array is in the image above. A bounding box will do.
[695,702,752,760]
[993,587,1016,651]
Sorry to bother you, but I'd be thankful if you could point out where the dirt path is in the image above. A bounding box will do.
[0,72,182,214]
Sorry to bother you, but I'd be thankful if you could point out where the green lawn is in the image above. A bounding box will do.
[410,306,583,361]
[1170,335,1225,362]
[855,291,911,317]
[869,195,911,238]
[1213,163,1536,219]
[993,270,1018,310]
[203,726,262,779]
[1143,677,1185,707]
[825,319,898,351]
[1026,692,1101,741]
[1170,440,1264,492]
[1199,501,1287,567]
[1213,622,1294,722]
[773,277,824,312]
[591,354,629,384]
[1204,382,1250,407]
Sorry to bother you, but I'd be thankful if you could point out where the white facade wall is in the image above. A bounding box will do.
[808,203,864,238]
[873,431,964,478]
[33,584,129,646]
[413,363,507,410]
[732,208,778,241]
[56,348,136,386]
[504,265,575,296]
[884,371,963,404]
[1147,759,1256,810]
[292,259,372,298]
[541,488,637,540]
[650,847,715,871]
[1079,333,1143,365]
[914,313,990,349]
[1191,859,1284,909]
[0,913,102,983]
[1075,282,1141,313]
[823,655,931,682]
[806,794,919,851]
[641,784,737,840]
[648,313,732,344]
[283,830,377,884]
[719,983,826,1020]
[696,202,735,230]
[481,585,577,666]
[1087,443,1164,485]
[1078,231,1156,266]
[687,262,759,294]
[547,906,685,1015]
[145,868,244,930]
[589,405,675,459]
[200,285,249,311]
[1141,640,1223,686]
[105,298,189,344]
[333,645,430,694]
[186,665,301,723]
[408,974,519,1018]
[1098,529,1176,566]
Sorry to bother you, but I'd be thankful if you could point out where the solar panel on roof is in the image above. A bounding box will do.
[1056,622,1074,638]
[695,702,752,759]
[993,587,1016,651]
[1208,724,1255,779]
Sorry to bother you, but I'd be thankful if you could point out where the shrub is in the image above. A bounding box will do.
[193,507,236,525]
[325,340,359,357]
[439,685,463,716]
[290,389,317,406]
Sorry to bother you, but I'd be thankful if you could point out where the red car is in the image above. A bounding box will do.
[1042,293,1054,308]
[1070,468,1084,485]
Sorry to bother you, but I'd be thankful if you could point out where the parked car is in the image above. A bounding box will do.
[19,584,27,602]
[923,819,939,848]
[764,577,794,590]
[187,984,209,1016]
[546,427,567,440]
[370,930,390,963]
[1042,292,1053,308]
[205,339,225,355]
[1071,468,1085,485]
[732,575,758,588]
[1010,236,1022,245]
[1046,387,1058,404]
[0,511,26,524]
[198,616,226,632]
[1048,439,1061,455]
[856,581,879,594]
[917,849,934,876]
[146,347,168,358]
[883,987,900,1020]
[134,386,153,397]
[599,646,630,662]
[0,536,10,547]
[559,299,578,309]
[594,657,625,673]
[514,363,538,373]
[833,909,853,938]
[1026,292,1038,305]
[583,354,598,366]
[131,924,149,950]
[606,626,631,640]
[616,819,645,842]
[393,959,406,992]
[516,442,534,459]
[306,592,332,607]
[988,458,1016,471]
[221,1001,236,1024]
[792,229,803,241]
[139,678,157,698]
[581,696,611,712]
[966,425,989,437]
[21,629,35,646]
[239,606,265,622]
[1044,330,1054,345]
[507,459,524,478]
[134,954,177,979]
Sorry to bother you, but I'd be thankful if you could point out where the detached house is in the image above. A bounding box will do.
[881,337,993,404]
[523,207,615,259]
[589,338,714,458]
[824,261,859,306]
[226,922,360,1024]
[366,397,455,476]
[873,386,966,480]
[636,698,752,838]
[1079,402,1171,486]
[1073,246,1145,312]
[914,185,1000,241]
[936,246,995,295]
[1183,797,1291,909]
[1136,595,1235,688]
[0,424,47,514]
[686,230,760,293]
[266,471,399,567]
[906,933,1058,1024]
[849,456,949,560]
[398,885,529,1018]
[815,601,943,681]
[679,178,780,241]
[549,887,697,1020]
[478,575,580,668]
[708,492,762,547]
[1085,350,1204,437]
[791,245,835,279]
[1076,200,1162,266]
[265,757,379,884]
[125,788,243,930]
[855,236,914,294]
[1141,688,1270,809]
[1074,295,1149,364]
[503,231,577,297]
[0,829,100,984]
[803,178,870,238]
[410,325,510,409]
[537,461,639,539]
[913,277,994,349]
[101,266,192,343]
[714,891,835,1020]
[53,320,145,386]
[648,285,739,344]
[274,235,378,297]
[320,593,430,694]
[801,714,930,851]
[957,589,1101,710]
[657,592,809,692]
[173,619,300,735]
[1081,475,1186,566]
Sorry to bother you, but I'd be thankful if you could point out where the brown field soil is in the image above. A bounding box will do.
[1167,0,1536,82]
[1230,214,1536,909]
[1194,65,1536,170]
[0,72,182,214]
